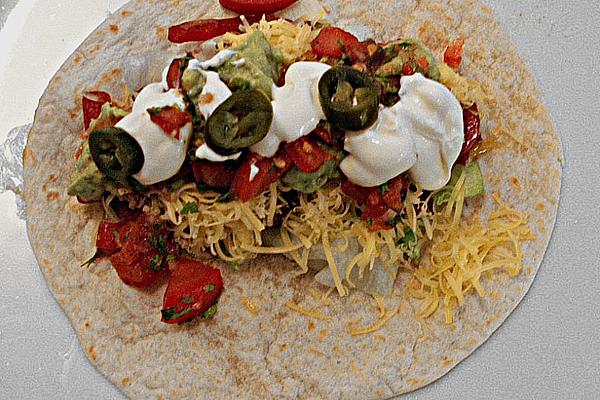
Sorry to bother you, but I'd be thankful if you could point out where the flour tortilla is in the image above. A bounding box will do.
[23,0,562,398]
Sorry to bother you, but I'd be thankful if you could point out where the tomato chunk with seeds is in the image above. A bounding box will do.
[161,258,223,324]
[147,106,192,139]
[109,216,172,288]
[284,137,331,173]
[457,103,481,164]
[311,27,359,59]
[382,175,409,211]
[168,15,273,43]
[95,220,125,257]
[219,0,298,14]
[444,38,465,69]
[232,151,292,202]
[82,91,111,130]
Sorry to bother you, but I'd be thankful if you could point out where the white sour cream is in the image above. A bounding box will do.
[251,62,331,157]
[116,83,192,186]
[188,49,237,70]
[341,73,464,190]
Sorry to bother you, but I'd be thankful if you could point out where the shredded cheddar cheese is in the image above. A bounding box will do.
[218,15,323,64]
[241,296,261,314]
[349,306,400,336]
[438,62,487,108]
[284,301,331,321]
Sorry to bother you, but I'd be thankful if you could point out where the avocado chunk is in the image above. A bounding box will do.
[182,68,207,104]
[433,160,485,207]
[67,143,110,202]
[282,156,342,194]
[376,39,440,81]
[217,31,283,99]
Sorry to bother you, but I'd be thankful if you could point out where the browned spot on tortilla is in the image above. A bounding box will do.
[441,357,454,367]
[23,145,37,165]
[398,347,407,355]
[307,320,315,331]
[171,0,182,6]
[156,395,165,400]
[308,347,324,356]
[279,343,288,352]
[121,377,130,385]
[87,345,97,362]
[510,176,521,189]
[467,338,478,347]
[49,175,57,182]
[156,26,166,39]
[319,329,329,341]
[68,107,79,121]
[407,377,423,387]
[373,334,386,342]
[536,202,546,211]
[100,68,124,85]
[72,52,83,65]
[46,192,60,201]
[109,24,119,34]
[373,390,386,398]
[121,10,132,17]
[84,322,91,329]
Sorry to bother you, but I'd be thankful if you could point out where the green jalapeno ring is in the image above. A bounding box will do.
[205,89,273,156]
[318,66,380,131]
[88,127,144,183]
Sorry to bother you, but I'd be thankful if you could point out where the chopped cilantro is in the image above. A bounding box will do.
[201,304,218,319]
[204,284,216,293]
[147,254,165,271]
[181,201,199,214]
[113,229,119,236]
[150,234,168,254]
[216,191,232,203]
[182,296,195,304]
[169,179,186,192]
[80,250,101,268]
[161,307,192,321]
[380,182,390,194]
[147,106,163,116]
[396,227,421,261]
[228,260,241,270]
[166,254,177,262]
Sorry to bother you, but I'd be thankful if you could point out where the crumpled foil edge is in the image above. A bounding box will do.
[0,123,31,220]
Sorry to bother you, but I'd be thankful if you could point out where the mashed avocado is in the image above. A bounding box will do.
[67,104,128,201]
[376,39,440,81]
[67,143,110,202]
[217,31,283,98]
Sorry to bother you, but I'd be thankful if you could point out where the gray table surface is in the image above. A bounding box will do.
[1,1,599,399]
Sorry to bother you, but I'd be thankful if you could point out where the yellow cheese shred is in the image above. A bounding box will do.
[241,296,261,314]
[284,301,331,321]
[349,306,400,336]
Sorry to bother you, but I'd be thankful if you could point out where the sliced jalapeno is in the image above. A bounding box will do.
[88,127,144,183]
[318,66,379,131]
[205,90,273,155]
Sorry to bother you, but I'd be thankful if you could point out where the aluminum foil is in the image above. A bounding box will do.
[0,124,30,219]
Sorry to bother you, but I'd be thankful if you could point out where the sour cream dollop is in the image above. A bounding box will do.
[341,73,464,190]
[115,83,192,186]
[250,62,331,157]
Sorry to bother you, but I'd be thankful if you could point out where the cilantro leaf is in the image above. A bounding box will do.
[181,201,199,215]
[161,307,193,321]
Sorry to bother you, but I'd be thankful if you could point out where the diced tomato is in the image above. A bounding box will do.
[311,121,344,148]
[361,190,397,232]
[82,91,111,130]
[416,57,430,74]
[340,179,374,205]
[168,15,273,43]
[381,175,409,211]
[161,258,223,324]
[311,27,359,59]
[457,103,481,164]
[444,38,465,69]
[148,106,192,140]
[402,61,415,76]
[219,0,297,14]
[95,220,125,257]
[166,58,183,89]
[232,151,292,202]
[109,216,172,288]
[284,137,331,173]
[192,160,237,190]
[345,40,372,64]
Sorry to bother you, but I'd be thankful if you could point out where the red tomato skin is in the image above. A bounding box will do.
[456,104,481,165]
[444,38,465,69]
[284,137,330,173]
[219,0,298,14]
[82,91,111,130]
[340,179,373,205]
[95,221,124,257]
[168,15,272,43]
[192,160,237,190]
[166,58,183,89]
[109,217,169,288]
[311,27,359,59]
[382,175,409,211]
[148,106,192,140]
[232,152,292,202]
[161,259,223,324]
